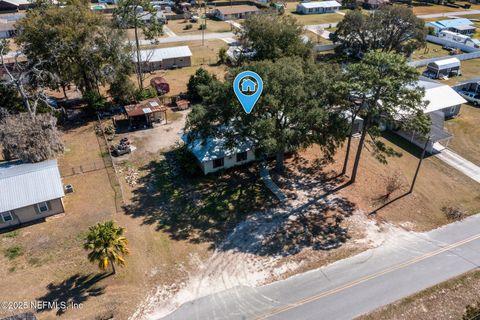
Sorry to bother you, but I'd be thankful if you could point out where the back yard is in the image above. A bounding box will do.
[284,3,346,25]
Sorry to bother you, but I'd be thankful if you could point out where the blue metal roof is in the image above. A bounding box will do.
[428,18,474,29]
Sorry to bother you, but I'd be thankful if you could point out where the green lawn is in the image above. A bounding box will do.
[444,103,480,166]
[411,42,450,61]
[284,2,345,26]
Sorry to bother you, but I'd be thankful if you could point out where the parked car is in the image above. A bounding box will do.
[150,77,170,95]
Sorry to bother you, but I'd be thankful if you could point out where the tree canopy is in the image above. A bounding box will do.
[237,14,312,61]
[0,112,64,163]
[333,6,426,57]
[185,58,347,172]
[16,0,133,96]
[340,52,430,182]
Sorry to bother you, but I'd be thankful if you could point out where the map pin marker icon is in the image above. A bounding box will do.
[233,71,263,114]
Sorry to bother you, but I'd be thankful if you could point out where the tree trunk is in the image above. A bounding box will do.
[341,115,356,175]
[275,151,285,174]
[350,118,369,184]
[62,85,69,101]
[110,258,117,275]
[134,22,144,91]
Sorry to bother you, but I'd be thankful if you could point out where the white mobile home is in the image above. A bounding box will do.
[395,79,467,153]
[438,30,480,49]
[296,1,341,14]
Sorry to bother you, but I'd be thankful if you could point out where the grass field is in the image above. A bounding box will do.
[284,3,345,25]
[411,4,465,15]
[410,42,450,60]
[165,18,232,35]
[444,103,480,166]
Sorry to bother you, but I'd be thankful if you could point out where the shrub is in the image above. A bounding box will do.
[135,87,157,101]
[385,172,404,199]
[184,24,193,30]
[4,246,23,260]
[198,24,206,30]
[84,90,108,114]
[175,146,200,176]
[463,301,480,320]
[218,47,228,64]
[4,231,18,238]
[442,206,465,221]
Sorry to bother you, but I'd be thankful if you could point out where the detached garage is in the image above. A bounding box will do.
[136,46,192,71]
[426,58,461,79]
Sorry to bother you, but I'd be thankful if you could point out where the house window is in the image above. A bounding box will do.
[1,211,13,223]
[37,202,49,213]
[213,158,224,169]
[236,151,248,162]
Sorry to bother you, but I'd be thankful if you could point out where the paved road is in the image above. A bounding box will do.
[162,214,480,320]
[417,9,480,19]
[436,148,480,183]
[132,32,236,45]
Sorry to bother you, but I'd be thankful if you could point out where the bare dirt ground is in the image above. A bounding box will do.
[358,269,480,320]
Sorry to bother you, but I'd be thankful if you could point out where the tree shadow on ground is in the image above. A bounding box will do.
[122,149,278,249]
[36,273,108,316]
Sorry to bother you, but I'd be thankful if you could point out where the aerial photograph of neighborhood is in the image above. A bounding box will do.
[1,0,480,318]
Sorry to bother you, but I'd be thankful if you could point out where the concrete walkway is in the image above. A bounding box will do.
[435,148,480,183]
[260,162,287,203]
[162,26,177,37]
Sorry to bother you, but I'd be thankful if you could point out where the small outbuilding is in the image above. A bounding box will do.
[0,0,31,11]
[426,58,461,79]
[0,20,15,38]
[136,46,192,71]
[212,5,260,21]
[296,1,341,14]
[124,98,168,129]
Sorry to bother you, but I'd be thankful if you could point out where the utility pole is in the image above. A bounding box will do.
[409,136,430,194]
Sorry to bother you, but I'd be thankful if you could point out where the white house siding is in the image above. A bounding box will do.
[201,150,256,174]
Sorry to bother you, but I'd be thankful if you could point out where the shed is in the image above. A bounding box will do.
[296,1,341,14]
[426,57,461,79]
[136,46,192,71]
[212,5,260,21]
[124,98,168,128]
[0,160,65,230]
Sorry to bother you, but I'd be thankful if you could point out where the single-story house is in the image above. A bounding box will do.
[296,1,341,14]
[135,46,192,71]
[182,132,256,175]
[0,20,15,38]
[356,0,389,9]
[395,79,467,153]
[0,160,65,231]
[427,18,476,36]
[438,30,480,49]
[425,57,461,79]
[0,0,31,11]
[124,98,168,128]
[212,5,260,21]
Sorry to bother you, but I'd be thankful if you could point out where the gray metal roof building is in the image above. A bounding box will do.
[0,160,64,212]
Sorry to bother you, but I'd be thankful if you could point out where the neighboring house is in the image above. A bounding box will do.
[394,79,467,153]
[425,57,461,79]
[356,0,389,9]
[438,30,480,49]
[212,5,260,21]
[241,78,256,92]
[182,132,256,174]
[296,1,341,14]
[0,0,31,11]
[427,18,476,36]
[138,11,166,24]
[134,46,192,71]
[0,160,65,231]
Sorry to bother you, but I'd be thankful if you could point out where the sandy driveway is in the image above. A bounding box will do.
[124,110,189,155]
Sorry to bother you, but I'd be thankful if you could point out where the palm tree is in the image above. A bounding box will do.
[84,221,129,275]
